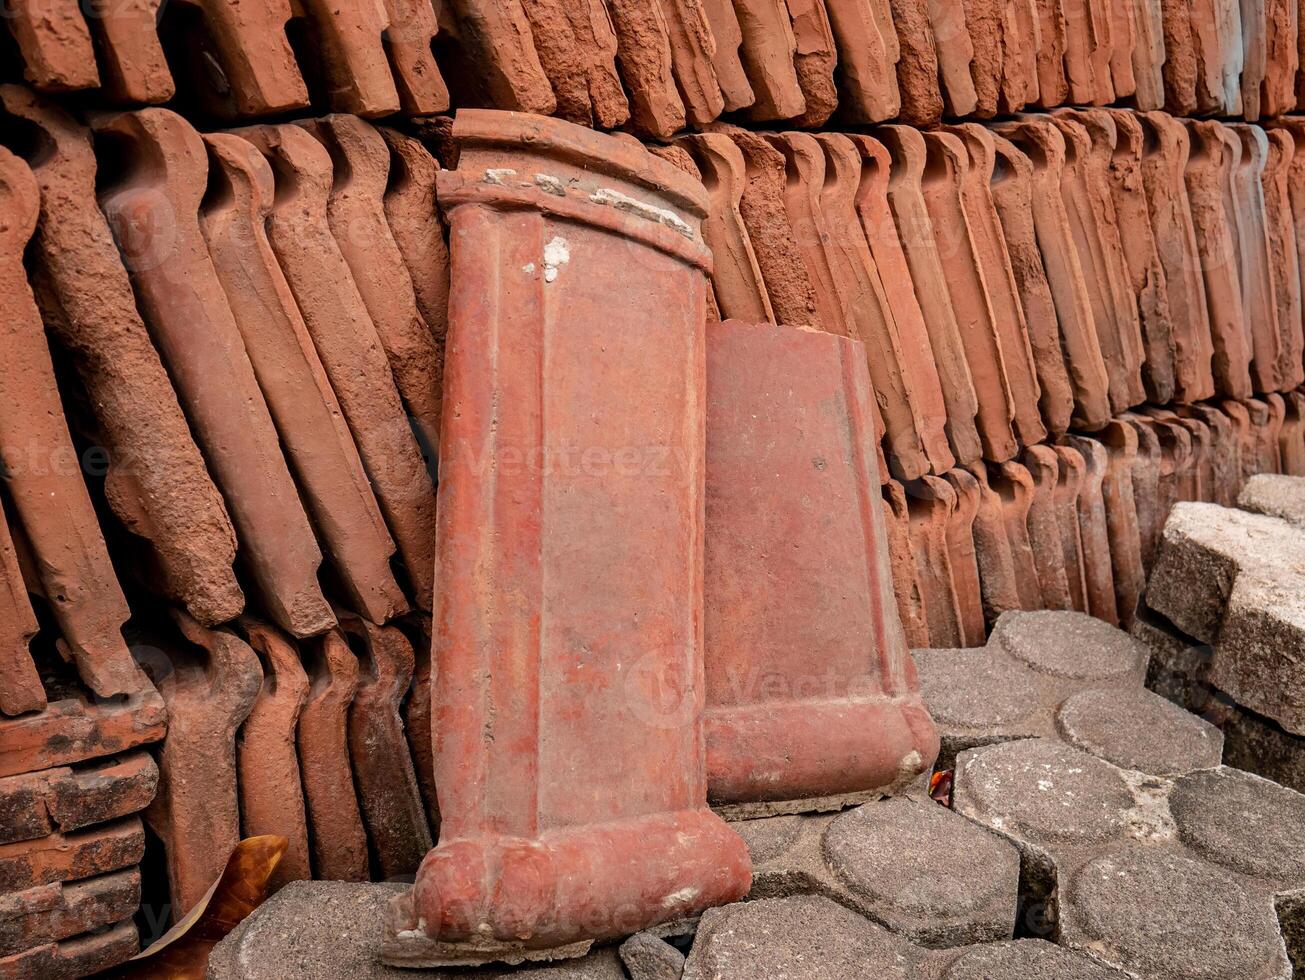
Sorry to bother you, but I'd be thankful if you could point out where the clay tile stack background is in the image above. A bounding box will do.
[2,0,1305,975]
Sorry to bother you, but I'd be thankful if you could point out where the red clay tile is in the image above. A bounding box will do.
[0,86,243,631]
[1261,0,1299,115]
[438,0,556,114]
[1103,110,1178,406]
[961,0,1002,117]
[1031,0,1069,108]
[1183,120,1254,399]
[962,462,1022,628]
[659,0,726,127]
[704,319,938,814]
[380,0,450,115]
[235,123,436,610]
[990,460,1041,611]
[606,0,686,137]
[906,475,965,648]
[927,0,978,115]
[1051,444,1089,613]
[0,512,41,718]
[182,0,307,117]
[676,133,774,324]
[986,132,1074,438]
[888,0,944,124]
[5,0,98,92]
[875,125,983,466]
[701,0,756,110]
[236,621,311,894]
[998,0,1039,112]
[340,617,432,879]
[200,132,408,626]
[1229,124,1285,394]
[946,124,1045,450]
[385,111,750,967]
[735,0,806,120]
[825,0,901,121]
[916,131,1018,462]
[1159,0,1199,113]
[1049,111,1147,412]
[0,147,141,700]
[1093,422,1145,627]
[518,0,626,127]
[784,0,839,127]
[1137,111,1217,403]
[941,468,987,647]
[991,119,1112,431]
[883,480,932,648]
[93,109,333,638]
[1023,445,1072,611]
[1263,131,1305,391]
[295,0,400,116]
[297,631,369,882]
[84,0,173,104]
[400,615,440,838]
[1129,0,1167,109]
[144,615,260,920]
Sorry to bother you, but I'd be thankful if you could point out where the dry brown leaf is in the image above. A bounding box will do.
[105,835,287,980]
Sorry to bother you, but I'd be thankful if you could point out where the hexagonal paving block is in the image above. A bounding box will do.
[914,610,1150,765]
[732,795,1021,948]
[953,737,1305,979]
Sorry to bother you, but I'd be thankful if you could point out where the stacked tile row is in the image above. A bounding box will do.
[1,0,449,118]
[662,110,1305,486]
[883,394,1305,650]
[7,0,1304,130]
[0,88,449,973]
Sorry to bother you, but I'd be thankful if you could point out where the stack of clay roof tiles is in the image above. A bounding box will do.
[0,88,444,975]
[4,0,1302,129]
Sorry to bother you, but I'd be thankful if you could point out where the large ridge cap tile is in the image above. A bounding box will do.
[235,121,436,611]
[704,320,938,818]
[388,110,747,967]
[0,146,142,700]
[200,131,409,626]
[92,108,334,638]
[0,84,243,631]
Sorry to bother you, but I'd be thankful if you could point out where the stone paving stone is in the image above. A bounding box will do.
[1055,687,1223,776]
[618,932,684,980]
[207,881,626,980]
[953,737,1305,979]
[1146,501,1305,735]
[930,938,1131,978]
[913,611,1149,765]
[732,795,1020,947]
[1238,472,1305,527]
